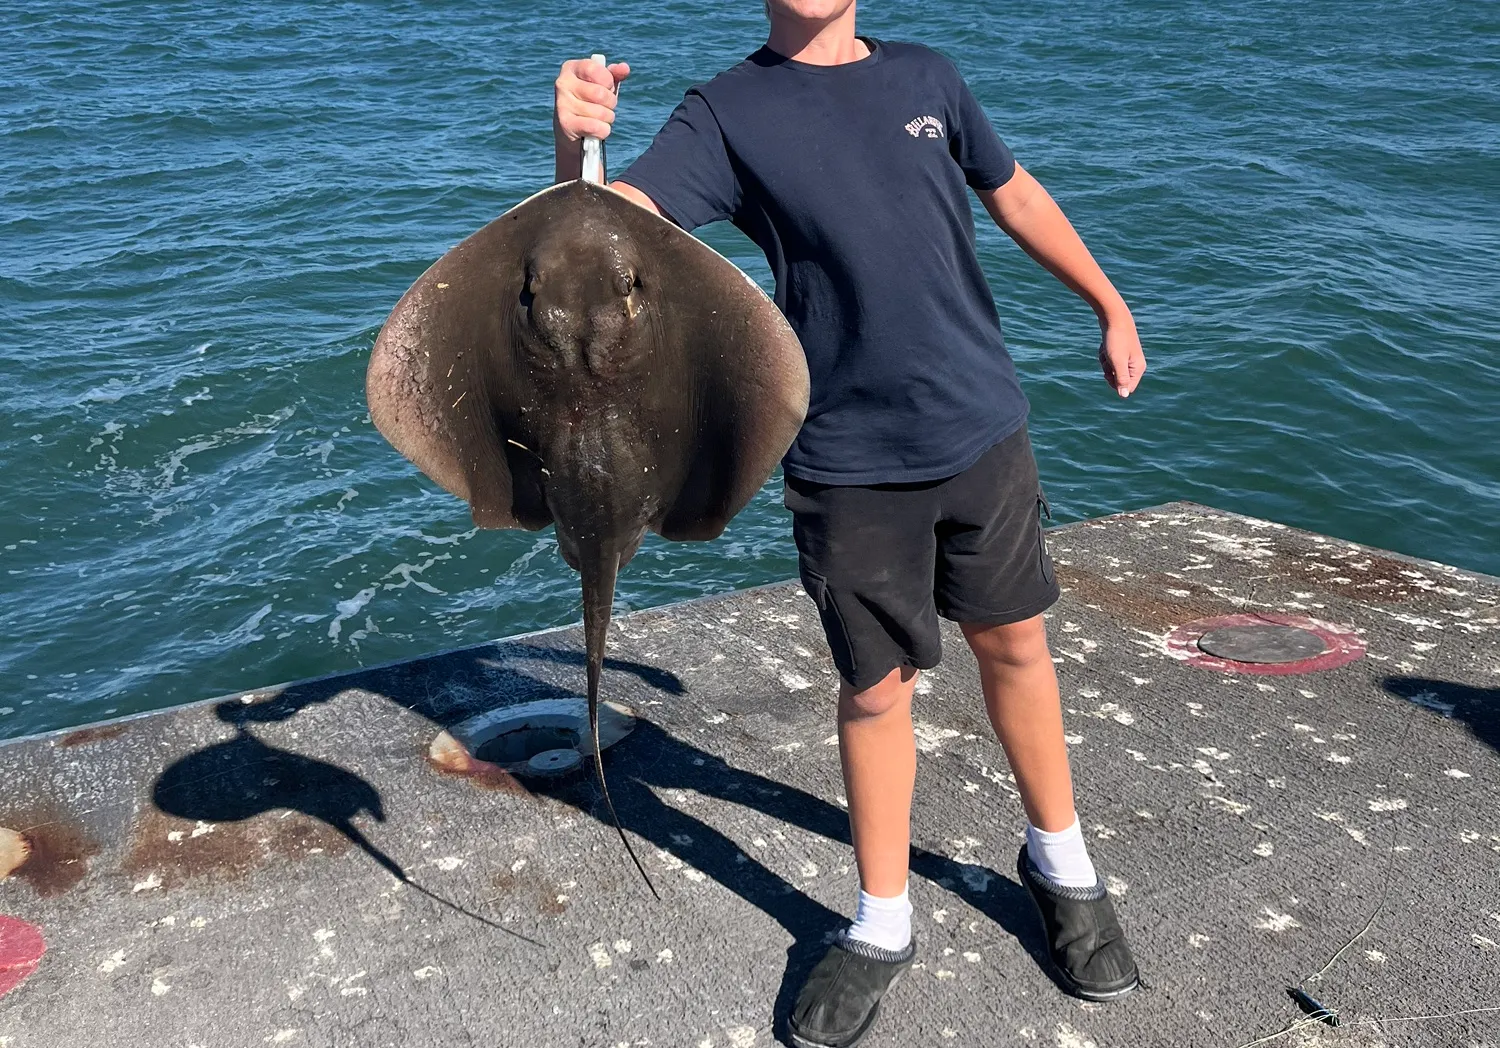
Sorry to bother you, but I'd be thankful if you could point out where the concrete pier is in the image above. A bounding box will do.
[1,502,1496,1048]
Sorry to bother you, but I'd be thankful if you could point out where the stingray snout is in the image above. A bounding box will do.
[521,265,645,376]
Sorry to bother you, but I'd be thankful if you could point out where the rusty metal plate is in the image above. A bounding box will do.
[1196,624,1328,664]
[1166,613,1366,675]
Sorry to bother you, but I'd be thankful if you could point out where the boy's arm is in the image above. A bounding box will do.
[608,180,661,215]
[553,57,662,216]
[979,164,1145,398]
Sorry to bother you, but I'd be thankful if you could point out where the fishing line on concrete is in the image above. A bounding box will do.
[1232,1017,1323,1048]
[1350,1005,1500,1025]
[1253,699,1418,1039]
[1294,714,1418,992]
[1232,1005,1500,1048]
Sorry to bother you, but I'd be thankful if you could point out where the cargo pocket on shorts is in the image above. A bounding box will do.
[1036,490,1055,587]
[799,567,858,685]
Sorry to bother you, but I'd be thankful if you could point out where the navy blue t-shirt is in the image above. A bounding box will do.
[619,39,1026,485]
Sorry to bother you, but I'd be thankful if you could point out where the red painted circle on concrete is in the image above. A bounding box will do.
[1166,613,1366,676]
[0,915,46,998]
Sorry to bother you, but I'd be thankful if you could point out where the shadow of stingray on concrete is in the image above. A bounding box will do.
[153,713,539,944]
[1382,676,1500,755]
[154,724,397,877]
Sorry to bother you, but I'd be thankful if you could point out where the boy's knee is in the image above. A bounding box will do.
[838,666,917,720]
[962,615,1051,670]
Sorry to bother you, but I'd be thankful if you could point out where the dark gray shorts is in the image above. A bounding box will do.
[784,425,1059,692]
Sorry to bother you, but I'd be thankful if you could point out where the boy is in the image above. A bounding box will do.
[553,3,1145,1045]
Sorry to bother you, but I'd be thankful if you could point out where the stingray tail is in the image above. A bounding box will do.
[581,547,660,900]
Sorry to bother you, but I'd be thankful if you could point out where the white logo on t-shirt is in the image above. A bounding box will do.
[904,115,945,139]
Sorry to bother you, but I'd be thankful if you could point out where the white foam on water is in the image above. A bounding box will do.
[222,603,273,646]
[328,587,376,642]
[382,556,449,595]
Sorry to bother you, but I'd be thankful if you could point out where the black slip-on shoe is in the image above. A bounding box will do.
[1017,845,1140,1001]
[787,932,917,1048]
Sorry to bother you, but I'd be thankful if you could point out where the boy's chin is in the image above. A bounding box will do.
[767,0,858,24]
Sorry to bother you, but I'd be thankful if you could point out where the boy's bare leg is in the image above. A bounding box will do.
[837,665,920,896]
[791,665,922,1044]
[961,615,1076,832]
[963,613,1139,999]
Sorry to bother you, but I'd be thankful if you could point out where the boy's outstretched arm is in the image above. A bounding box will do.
[979,164,1145,398]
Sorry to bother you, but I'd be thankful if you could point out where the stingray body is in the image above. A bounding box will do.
[368,179,808,892]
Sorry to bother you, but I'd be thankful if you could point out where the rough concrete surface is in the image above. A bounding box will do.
[1,502,1497,1048]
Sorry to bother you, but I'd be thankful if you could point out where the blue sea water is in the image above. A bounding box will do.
[2,1,1497,739]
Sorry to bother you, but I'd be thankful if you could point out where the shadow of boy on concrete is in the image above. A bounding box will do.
[1383,675,1500,755]
[535,716,1060,1038]
[150,641,1055,1041]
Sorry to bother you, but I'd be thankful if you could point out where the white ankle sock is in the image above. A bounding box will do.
[845,884,913,952]
[1026,815,1098,888]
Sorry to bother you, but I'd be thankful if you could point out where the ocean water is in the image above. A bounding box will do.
[2,0,1496,740]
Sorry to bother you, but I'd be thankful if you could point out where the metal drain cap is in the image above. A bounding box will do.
[527,748,584,776]
[1197,624,1328,664]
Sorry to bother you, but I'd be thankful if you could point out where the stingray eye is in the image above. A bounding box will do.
[624,272,644,319]
[614,271,634,298]
[520,272,539,311]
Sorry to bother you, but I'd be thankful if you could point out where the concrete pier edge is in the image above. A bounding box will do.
[5,501,1493,753]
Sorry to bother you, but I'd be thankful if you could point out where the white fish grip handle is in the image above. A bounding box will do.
[581,53,609,184]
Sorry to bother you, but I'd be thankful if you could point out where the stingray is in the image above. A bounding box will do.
[366,147,808,896]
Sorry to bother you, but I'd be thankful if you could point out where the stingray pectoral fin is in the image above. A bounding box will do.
[636,228,809,541]
[366,206,555,532]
